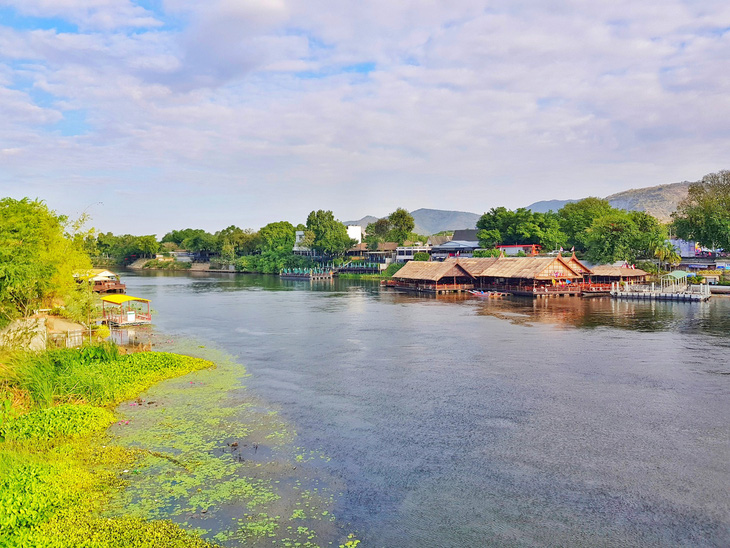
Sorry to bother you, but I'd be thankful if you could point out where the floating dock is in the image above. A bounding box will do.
[610,282,711,302]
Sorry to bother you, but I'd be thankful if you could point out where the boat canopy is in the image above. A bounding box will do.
[100,295,150,305]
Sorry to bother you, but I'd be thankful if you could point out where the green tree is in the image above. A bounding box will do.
[476,207,566,249]
[0,198,92,326]
[258,221,296,253]
[672,170,730,250]
[364,218,391,250]
[413,252,429,261]
[558,198,614,250]
[387,208,415,245]
[306,210,355,256]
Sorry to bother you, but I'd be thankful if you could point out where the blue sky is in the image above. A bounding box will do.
[1,0,729,235]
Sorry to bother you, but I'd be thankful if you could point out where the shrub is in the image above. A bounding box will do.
[413,252,429,261]
[473,249,501,258]
[383,263,404,276]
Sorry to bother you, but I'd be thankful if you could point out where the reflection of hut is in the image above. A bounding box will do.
[589,265,648,285]
[101,295,151,326]
[391,261,474,293]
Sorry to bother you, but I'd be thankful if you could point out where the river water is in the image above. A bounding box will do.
[123,271,730,547]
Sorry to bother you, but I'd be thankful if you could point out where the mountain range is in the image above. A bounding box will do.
[346,180,692,235]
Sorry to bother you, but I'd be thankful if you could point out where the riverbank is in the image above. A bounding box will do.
[0,342,358,548]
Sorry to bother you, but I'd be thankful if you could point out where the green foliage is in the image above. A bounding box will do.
[476,207,566,249]
[8,347,213,408]
[365,208,416,247]
[94,233,160,263]
[306,210,355,256]
[583,210,668,264]
[258,221,296,253]
[215,226,260,260]
[473,248,501,258]
[235,251,313,274]
[557,198,614,250]
[672,169,730,250]
[413,252,429,261]
[383,263,404,276]
[0,198,92,326]
[2,404,115,442]
[141,259,191,270]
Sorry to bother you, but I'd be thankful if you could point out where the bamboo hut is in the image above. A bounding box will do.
[391,261,474,293]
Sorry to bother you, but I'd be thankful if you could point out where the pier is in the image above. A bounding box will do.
[610,282,711,302]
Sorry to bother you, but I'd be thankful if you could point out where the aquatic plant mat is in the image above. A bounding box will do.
[0,343,358,547]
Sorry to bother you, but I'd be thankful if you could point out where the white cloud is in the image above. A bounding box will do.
[1,0,729,233]
[0,0,161,30]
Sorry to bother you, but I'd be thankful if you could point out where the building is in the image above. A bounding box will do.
[395,245,431,263]
[346,225,363,244]
[390,260,474,293]
[430,240,480,261]
[495,244,542,256]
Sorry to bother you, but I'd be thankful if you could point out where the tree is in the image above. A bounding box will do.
[672,170,730,251]
[364,218,391,250]
[558,198,614,250]
[258,221,296,253]
[388,208,415,245]
[215,226,261,258]
[0,198,91,327]
[306,210,355,257]
[476,207,566,249]
[413,252,429,261]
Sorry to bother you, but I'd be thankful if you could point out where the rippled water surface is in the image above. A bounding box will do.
[124,271,730,547]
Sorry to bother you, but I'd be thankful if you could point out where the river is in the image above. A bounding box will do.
[122,271,730,547]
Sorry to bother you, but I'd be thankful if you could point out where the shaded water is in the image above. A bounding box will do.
[124,271,730,547]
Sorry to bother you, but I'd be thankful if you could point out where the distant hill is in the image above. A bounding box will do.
[524,199,576,213]
[525,180,691,222]
[410,208,480,235]
[605,181,690,222]
[346,209,480,235]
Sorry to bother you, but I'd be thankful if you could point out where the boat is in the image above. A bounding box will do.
[468,289,508,298]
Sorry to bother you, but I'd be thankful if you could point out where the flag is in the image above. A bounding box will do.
[559,246,563,253]
[571,246,575,252]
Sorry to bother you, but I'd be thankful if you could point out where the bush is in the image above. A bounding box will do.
[473,249,501,258]
[413,252,429,261]
[383,263,404,276]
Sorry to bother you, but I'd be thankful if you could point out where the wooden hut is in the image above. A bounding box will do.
[391,260,475,293]
[101,295,151,326]
[588,265,648,285]
[451,256,584,296]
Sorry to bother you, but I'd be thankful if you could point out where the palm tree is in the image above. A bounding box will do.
[654,242,681,273]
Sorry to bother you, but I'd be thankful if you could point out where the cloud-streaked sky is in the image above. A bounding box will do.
[1,0,728,235]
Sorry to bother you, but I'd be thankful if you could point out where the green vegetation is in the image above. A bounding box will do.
[413,252,429,261]
[473,248,501,258]
[476,207,566,250]
[0,347,218,547]
[142,259,192,270]
[0,198,93,328]
[364,208,416,248]
[305,210,356,256]
[672,169,730,251]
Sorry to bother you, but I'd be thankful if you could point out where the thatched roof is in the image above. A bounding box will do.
[563,254,593,275]
[393,260,472,281]
[590,265,648,278]
[448,256,584,280]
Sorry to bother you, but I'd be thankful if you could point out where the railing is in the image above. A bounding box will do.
[103,311,152,324]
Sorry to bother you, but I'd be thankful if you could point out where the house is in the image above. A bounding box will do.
[588,265,648,284]
[451,229,479,241]
[452,256,585,296]
[395,245,431,263]
[75,269,126,294]
[391,260,474,293]
[347,242,398,264]
[495,244,542,256]
[430,239,480,261]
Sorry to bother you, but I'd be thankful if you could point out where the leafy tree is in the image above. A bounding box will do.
[181,231,217,258]
[0,198,92,327]
[672,170,730,250]
[473,249,501,258]
[413,252,429,261]
[215,226,261,258]
[306,210,355,256]
[388,208,415,245]
[258,221,296,253]
[476,207,566,249]
[558,198,614,250]
[365,218,391,250]
[583,212,638,264]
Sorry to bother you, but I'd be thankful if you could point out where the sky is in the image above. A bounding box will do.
[1,0,729,236]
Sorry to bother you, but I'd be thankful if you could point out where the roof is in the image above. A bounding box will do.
[427,235,452,246]
[562,254,593,275]
[393,260,472,281]
[590,265,648,278]
[452,229,479,241]
[663,270,689,279]
[101,295,150,305]
[449,256,584,279]
[432,240,479,250]
[349,242,398,252]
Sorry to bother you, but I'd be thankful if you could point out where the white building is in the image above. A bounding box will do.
[346,225,362,244]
